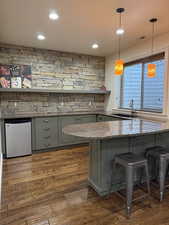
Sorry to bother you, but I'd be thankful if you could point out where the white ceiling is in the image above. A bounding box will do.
[0,0,169,56]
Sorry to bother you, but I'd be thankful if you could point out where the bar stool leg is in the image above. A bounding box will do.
[159,158,167,201]
[166,163,169,177]
[144,163,151,204]
[109,160,117,195]
[126,166,134,218]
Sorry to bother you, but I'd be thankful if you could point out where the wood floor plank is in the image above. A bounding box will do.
[1,146,169,225]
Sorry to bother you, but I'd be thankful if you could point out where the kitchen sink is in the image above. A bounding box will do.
[113,113,137,118]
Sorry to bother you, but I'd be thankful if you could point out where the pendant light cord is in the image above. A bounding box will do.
[119,12,122,28]
[118,36,121,59]
[152,22,155,54]
[118,12,122,59]
[150,18,157,54]
[115,8,125,60]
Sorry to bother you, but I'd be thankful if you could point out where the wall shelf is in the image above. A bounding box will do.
[0,88,111,95]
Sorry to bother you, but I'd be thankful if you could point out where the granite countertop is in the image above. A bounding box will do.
[0,111,124,119]
[63,119,169,140]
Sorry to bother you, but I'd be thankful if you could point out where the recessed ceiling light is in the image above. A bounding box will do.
[92,43,99,49]
[37,33,46,40]
[116,28,125,35]
[49,10,59,20]
[140,36,146,40]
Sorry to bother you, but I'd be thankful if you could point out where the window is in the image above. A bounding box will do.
[120,53,165,112]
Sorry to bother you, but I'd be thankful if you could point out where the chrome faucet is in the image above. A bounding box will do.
[129,99,136,116]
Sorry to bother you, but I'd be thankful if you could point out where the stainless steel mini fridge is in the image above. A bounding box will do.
[5,119,32,158]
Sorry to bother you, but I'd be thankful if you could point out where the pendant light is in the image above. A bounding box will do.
[147,18,157,78]
[114,8,125,76]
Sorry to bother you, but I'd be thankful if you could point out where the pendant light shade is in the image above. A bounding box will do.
[147,63,156,78]
[147,18,157,78]
[114,8,125,76]
[115,59,124,75]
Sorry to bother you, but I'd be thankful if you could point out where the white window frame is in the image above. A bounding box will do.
[120,52,165,113]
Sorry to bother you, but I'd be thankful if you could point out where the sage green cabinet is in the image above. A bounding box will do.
[33,117,59,150]
[59,115,96,145]
[97,115,121,122]
[32,114,96,151]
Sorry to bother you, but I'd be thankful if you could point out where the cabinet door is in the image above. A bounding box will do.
[97,115,104,122]
[34,117,59,150]
[106,116,121,121]
[0,119,6,155]
[59,115,96,145]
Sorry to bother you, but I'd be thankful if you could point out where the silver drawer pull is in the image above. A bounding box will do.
[44,128,50,131]
[45,143,51,147]
[44,136,50,139]
[43,120,49,123]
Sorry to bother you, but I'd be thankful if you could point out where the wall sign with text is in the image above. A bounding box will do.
[0,64,32,88]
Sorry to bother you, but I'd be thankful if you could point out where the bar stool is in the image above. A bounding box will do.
[110,152,151,218]
[145,146,169,201]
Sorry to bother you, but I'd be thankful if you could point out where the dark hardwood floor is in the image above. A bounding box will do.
[1,146,169,225]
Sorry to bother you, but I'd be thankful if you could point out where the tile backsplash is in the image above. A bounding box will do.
[0,93,105,115]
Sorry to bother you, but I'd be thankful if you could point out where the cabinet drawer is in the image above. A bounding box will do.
[34,117,59,150]
[35,117,55,128]
[35,138,53,150]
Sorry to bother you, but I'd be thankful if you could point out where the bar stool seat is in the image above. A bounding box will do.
[146,146,169,158]
[145,146,169,201]
[110,152,151,218]
[115,152,147,166]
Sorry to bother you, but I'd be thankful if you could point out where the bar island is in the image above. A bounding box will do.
[63,118,169,196]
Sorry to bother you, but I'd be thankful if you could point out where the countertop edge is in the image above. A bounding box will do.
[62,119,169,140]
[0,111,124,119]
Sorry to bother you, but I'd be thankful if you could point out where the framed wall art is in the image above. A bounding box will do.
[0,64,32,88]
